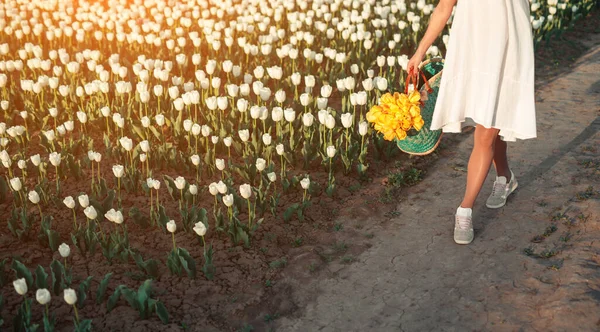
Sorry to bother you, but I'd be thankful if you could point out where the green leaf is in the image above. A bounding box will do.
[121,287,138,313]
[75,319,92,332]
[177,248,197,278]
[131,125,146,140]
[137,280,152,313]
[77,276,93,308]
[46,229,60,252]
[283,203,300,222]
[50,259,65,295]
[11,260,33,289]
[106,286,123,312]
[96,272,113,304]
[162,175,176,199]
[35,265,48,290]
[155,301,169,324]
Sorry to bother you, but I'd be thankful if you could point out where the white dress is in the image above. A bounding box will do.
[430,0,537,142]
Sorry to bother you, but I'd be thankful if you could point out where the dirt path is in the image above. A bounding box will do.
[272,32,600,332]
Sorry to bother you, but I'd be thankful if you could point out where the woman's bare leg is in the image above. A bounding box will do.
[460,125,500,209]
[492,135,511,180]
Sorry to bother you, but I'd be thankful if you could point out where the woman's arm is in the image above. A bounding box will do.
[407,0,457,75]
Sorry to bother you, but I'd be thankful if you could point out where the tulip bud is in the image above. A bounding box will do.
[84,206,98,220]
[262,133,272,146]
[341,113,353,128]
[64,288,77,305]
[28,191,40,204]
[326,146,336,158]
[166,220,177,233]
[284,108,296,122]
[10,177,22,191]
[13,278,27,295]
[18,159,26,170]
[256,158,266,171]
[276,144,285,155]
[49,152,61,166]
[193,221,207,236]
[359,121,369,136]
[215,159,225,171]
[63,196,75,209]
[211,181,225,195]
[174,176,186,190]
[223,137,232,147]
[222,194,234,207]
[139,140,149,152]
[139,153,147,162]
[239,184,252,199]
[300,177,310,190]
[58,243,70,258]
[302,113,314,127]
[112,165,125,178]
[189,184,198,195]
[267,172,277,182]
[238,129,250,142]
[208,182,219,196]
[190,154,200,166]
[36,289,51,305]
[78,194,89,208]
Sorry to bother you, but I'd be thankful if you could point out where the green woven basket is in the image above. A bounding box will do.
[396,58,444,156]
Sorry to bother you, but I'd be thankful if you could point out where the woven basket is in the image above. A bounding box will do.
[396,58,444,156]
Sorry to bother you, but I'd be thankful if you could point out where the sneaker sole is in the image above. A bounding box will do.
[486,181,519,209]
[454,238,473,245]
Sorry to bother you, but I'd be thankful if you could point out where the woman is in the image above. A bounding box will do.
[407,0,536,244]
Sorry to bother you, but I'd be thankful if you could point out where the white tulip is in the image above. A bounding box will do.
[223,137,233,147]
[190,155,200,166]
[256,158,266,171]
[64,121,74,132]
[216,181,228,194]
[325,114,336,129]
[78,194,89,208]
[239,129,250,142]
[239,184,252,199]
[63,196,75,209]
[64,288,77,305]
[58,243,70,258]
[28,191,40,204]
[303,113,314,127]
[76,111,87,124]
[112,165,124,178]
[274,144,284,156]
[155,114,165,126]
[141,116,151,128]
[321,85,333,98]
[13,278,27,295]
[267,172,277,182]
[49,107,58,117]
[166,220,177,233]
[211,136,219,144]
[208,182,219,196]
[189,185,198,195]
[223,194,234,207]
[299,93,311,106]
[36,289,51,305]
[49,152,61,166]
[119,137,133,151]
[300,177,310,190]
[262,133,272,146]
[139,140,149,153]
[327,146,336,158]
[193,221,207,236]
[341,113,353,128]
[84,206,98,220]
[18,160,26,170]
[174,176,186,190]
[284,108,296,122]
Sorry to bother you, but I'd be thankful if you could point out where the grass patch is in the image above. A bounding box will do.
[269,258,287,269]
[332,241,348,252]
[559,232,573,242]
[365,233,375,239]
[292,237,303,247]
[387,167,423,188]
[264,313,279,323]
[341,256,354,264]
[333,222,344,231]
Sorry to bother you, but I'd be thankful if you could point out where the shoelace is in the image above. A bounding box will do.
[455,215,472,230]
[491,181,508,197]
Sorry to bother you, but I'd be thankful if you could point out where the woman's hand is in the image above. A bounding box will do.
[407,51,425,76]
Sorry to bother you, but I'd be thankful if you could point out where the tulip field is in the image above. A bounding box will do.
[0,0,596,330]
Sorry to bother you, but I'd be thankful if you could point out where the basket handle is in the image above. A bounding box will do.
[405,69,433,95]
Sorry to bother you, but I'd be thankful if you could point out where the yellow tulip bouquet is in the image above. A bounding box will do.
[366,73,427,141]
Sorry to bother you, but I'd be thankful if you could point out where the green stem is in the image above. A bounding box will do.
[171,232,177,252]
[73,305,80,324]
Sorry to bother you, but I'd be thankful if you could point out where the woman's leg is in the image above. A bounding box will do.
[460,125,500,209]
[492,135,511,180]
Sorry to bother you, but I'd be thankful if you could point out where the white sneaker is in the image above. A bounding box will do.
[486,170,518,209]
[454,207,474,245]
